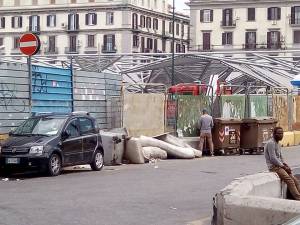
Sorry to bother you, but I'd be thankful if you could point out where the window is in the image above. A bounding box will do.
[13,37,20,49]
[169,22,173,34]
[48,36,56,53]
[133,35,139,47]
[132,13,138,29]
[69,35,77,52]
[245,31,256,49]
[182,44,186,53]
[86,13,97,26]
[294,30,300,43]
[0,0,3,6]
[222,32,233,45]
[176,44,181,53]
[248,8,255,21]
[181,24,184,36]
[14,0,20,6]
[146,17,151,28]
[153,18,158,30]
[162,39,166,52]
[103,34,115,52]
[200,9,213,23]
[29,15,40,32]
[89,0,95,2]
[267,31,281,49]
[222,9,233,26]
[79,118,94,135]
[71,0,76,3]
[0,17,5,29]
[0,37,3,46]
[176,23,179,35]
[32,0,38,5]
[140,15,145,27]
[47,15,56,27]
[106,12,114,25]
[203,32,211,50]
[146,38,153,49]
[154,39,157,52]
[65,120,80,138]
[268,7,281,20]
[11,16,22,28]
[291,6,300,25]
[68,13,79,30]
[49,0,55,4]
[87,34,95,47]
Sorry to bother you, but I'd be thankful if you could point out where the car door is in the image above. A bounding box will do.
[61,118,83,165]
[79,117,98,163]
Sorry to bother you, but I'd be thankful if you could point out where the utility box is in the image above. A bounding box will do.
[212,118,242,155]
[100,129,127,166]
[240,117,277,154]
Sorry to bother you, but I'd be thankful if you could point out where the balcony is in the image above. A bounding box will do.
[44,47,58,54]
[290,18,300,26]
[27,25,40,33]
[101,45,117,53]
[132,25,141,33]
[65,47,79,54]
[243,43,257,50]
[66,25,80,32]
[84,46,98,54]
[162,31,171,39]
[242,43,282,50]
[220,20,236,28]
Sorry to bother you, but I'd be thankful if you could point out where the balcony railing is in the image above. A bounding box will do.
[242,43,282,50]
[84,46,98,54]
[220,20,236,28]
[101,45,117,53]
[65,47,79,54]
[27,25,40,32]
[162,31,171,39]
[290,18,300,26]
[66,25,79,32]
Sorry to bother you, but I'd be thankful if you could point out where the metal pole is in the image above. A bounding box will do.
[28,56,32,114]
[171,0,175,85]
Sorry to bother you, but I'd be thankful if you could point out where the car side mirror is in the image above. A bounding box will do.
[61,131,70,140]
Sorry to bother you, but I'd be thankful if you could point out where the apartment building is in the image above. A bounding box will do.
[188,0,300,57]
[0,0,189,56]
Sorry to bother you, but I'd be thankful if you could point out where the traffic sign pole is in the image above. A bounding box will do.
[27,56,32,114]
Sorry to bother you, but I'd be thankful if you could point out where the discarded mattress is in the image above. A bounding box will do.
[142,147,168,162]
[124,137,145,164]
[157,134,202,158]
[139,136,195,159]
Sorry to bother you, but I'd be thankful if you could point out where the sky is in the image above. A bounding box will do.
[170,0,189,13]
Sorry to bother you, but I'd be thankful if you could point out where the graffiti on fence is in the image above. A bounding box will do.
[33,72,48,93]
[0,81,26,112]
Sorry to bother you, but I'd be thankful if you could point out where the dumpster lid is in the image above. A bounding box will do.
[214,118,242,124]
[242,117,277,124]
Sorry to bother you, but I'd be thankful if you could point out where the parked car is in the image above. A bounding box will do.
[283,216,300,225]
[0,112,104,176]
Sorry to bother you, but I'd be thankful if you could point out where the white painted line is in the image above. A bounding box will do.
[20,41,36,48]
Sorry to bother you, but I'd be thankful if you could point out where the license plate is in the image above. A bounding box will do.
[6,158,20,164]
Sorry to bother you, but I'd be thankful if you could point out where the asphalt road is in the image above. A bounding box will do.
[1,146,300,225]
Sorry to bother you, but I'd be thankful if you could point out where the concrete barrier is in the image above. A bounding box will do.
[213,173,300,225]
[294,131,300,146]
[281,131,295,147]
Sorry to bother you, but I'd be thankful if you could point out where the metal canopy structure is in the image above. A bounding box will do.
[1,50,300,92]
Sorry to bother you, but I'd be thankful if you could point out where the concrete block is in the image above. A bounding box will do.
[0,133,8,143]
[280,132,295,147]
[294,131,300,145]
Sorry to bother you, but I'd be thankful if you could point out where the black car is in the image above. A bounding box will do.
[0,112,104,176]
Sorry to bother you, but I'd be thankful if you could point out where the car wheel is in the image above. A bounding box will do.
[48,153,62,176]
[90,150,104,171]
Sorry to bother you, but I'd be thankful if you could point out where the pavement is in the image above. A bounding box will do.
[0,146,300,225]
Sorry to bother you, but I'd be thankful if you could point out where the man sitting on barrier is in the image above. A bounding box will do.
[264,127,300,200]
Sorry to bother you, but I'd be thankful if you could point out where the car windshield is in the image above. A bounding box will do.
[12,117,66,136]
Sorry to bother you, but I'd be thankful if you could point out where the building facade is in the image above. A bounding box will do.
[188,0,300,57]
[0,0,189,56]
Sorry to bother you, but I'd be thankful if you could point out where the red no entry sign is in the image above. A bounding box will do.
[19,33,41,56]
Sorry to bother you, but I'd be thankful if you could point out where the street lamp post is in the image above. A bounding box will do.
[171,0,175,86]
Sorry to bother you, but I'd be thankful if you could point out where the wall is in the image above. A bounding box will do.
[220,95,245,119]
[273,95,289,131]
[123,93,165,137]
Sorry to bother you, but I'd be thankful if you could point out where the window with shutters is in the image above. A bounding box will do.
[87,35,95,47]
[267,31,280,49]
[245,31,256,49]
[200,9,213,23]
[133,35,139,47]
[12,16,22,28]
[103,34,115,52]
[146,17,151,29]
[69,35,77,52]
[140,15,145,27]
[291,6,300,25]
[181,24,184,36]
[32,0,38,5]
[268,7,281,20]
[222,9,233,26]
[29,15,40,32]
[86,13,97,26]
[176,23,179,35]
[169,22,173,34]
[68,13,79,30]
[153,18,158,30]
[141,37,145,52]
[222,32,233,45]
[182,44,186,53]
[47,15,56,27]
[162,39,166,52]
[176,43,181,53]
[132,13,138,29]
[13,37,20,49]
[106,12,114,25]
[48,36,56,53]
[294,31,300,43]
[0,17,5,29]
[247,8,255,21]
[154,39,158,52]
[49,0,55,4]
[146,38,153,49]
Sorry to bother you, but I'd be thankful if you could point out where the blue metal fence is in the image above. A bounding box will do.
[31,65,73,113]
